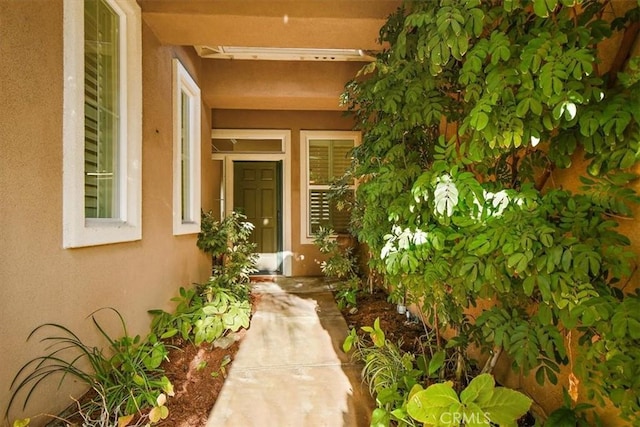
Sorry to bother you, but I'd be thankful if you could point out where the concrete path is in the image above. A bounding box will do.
[206,277,374,427]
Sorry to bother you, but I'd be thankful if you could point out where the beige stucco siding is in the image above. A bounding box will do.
[0,1,213,421]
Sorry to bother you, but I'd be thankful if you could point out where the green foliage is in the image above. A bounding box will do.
[344,320,423,427]
[344,0,640,421]
[149,281,250,347]
[197,210,229,257]
[334,281,359,310]
[193,284,250,346]
[198,211,259,290]
[573,290,640,421]
[7,308,173,424]
[149,286,204,342]
[150,210,255,362]
[313,226,359,280]
[344,318,450,427]
[546,389,601,427]
[313,226,363,309]
[407,373,532,426]
[10,211,258,424]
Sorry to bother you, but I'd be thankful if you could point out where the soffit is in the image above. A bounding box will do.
[138,0,402,110]
[201,59,364,110]
[138,0,401,50]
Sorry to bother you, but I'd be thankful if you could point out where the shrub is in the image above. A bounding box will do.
[7,308,173,425]
[343,0,640,421]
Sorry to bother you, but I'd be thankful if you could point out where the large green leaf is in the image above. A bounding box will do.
[483,387,532,425]
[428,350,447,376]
[371,408,391,427]
[407,382,459,424]
[463,402,492,427]
[461,373,495,405]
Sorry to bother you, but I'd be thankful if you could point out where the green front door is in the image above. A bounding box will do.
[233,161,281,273]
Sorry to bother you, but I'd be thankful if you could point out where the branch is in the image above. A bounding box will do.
[607,20,640,87]
[481,347,503,374]
[535,164,556,191]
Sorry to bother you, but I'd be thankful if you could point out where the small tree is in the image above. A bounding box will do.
[343,0,640,421]
[197,211,258,291]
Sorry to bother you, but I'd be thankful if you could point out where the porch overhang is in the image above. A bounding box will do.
[139,0,402,110]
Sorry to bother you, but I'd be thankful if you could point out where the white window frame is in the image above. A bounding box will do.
[173,59,201,235]
[300,130,360,244]
[62,0,142,248]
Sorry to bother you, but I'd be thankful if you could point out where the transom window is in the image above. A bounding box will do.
[300,131,360,244]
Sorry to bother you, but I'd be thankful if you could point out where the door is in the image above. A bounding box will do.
[233,161,282,273]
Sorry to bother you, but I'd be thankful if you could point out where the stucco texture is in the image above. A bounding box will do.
[0,1,213,422]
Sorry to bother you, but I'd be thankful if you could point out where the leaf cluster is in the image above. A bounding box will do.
[149,280,251,347]
[198,210,259,295]
[343,0,640,421]
[406,373,532,427]
[313,226,360,281]
[343,318,453,426]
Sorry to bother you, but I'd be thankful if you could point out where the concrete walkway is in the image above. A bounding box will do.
[206,277,374,427]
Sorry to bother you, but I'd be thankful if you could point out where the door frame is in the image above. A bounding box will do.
[211,129,292,276]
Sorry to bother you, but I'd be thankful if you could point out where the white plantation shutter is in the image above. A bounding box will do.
[307,139,354,234]
[308,189,353,234]
[180,91,191,221]
[84,0,120,219]
[309,141,330,184]
[331,140,352,178]
[309,190,330,232]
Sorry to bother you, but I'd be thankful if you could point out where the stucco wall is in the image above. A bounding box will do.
[0,1,213,422]
[210,109,356,277]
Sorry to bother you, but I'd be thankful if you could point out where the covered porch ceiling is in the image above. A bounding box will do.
[139,0,402,110]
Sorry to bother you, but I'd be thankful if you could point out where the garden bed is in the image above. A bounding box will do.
[339,288,536,427]
[157,338,241,426]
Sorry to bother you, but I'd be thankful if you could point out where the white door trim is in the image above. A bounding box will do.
[211,129,292,276]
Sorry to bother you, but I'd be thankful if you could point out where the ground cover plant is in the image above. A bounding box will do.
[7,308,174,426]
[341,0,640,423]
[341,291,535,426]
[6,212,258,427]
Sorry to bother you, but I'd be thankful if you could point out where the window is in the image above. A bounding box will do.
[63,0,142,247]
[211,129,287,153]
[173,59,201,235]
[300,131,360,244]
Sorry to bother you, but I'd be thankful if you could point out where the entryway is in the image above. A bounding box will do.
[211,129,292,276]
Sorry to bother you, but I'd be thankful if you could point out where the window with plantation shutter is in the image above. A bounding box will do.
[309,189,352,235]
[300,131,360,244]
[63,0,141,248]
[84,0,120,219]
